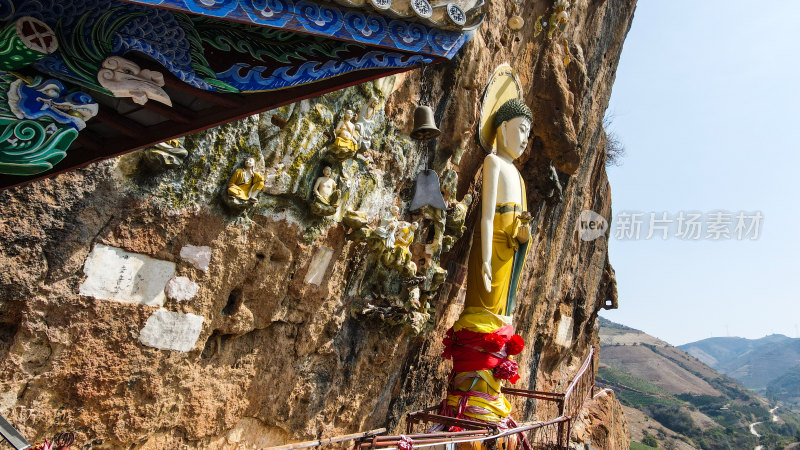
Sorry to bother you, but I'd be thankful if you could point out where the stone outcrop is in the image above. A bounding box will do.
[0,0,636,447]
[571,389,630,449]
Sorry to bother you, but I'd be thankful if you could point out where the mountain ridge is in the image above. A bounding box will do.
[598,316,800,449]
[679,334,800,395]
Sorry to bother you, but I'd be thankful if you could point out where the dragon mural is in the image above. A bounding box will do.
[0,0,462,178]
[6,0,433,95]
[0,71,98,175]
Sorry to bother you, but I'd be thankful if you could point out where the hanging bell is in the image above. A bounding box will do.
[410,105,441,140]
[410,169,447,211]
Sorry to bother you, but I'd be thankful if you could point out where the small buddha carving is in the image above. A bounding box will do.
[443,193,473,252]
[382,221,419,277]
[226,157,264,206]
[330,109,361,160]
[310,166,340,217]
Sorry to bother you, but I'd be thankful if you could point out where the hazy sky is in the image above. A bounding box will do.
[598,1,800,345]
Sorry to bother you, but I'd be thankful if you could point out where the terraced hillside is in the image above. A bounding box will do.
[599,317,800,449]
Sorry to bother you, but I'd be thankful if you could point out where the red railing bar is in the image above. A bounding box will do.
[363,417,571,449]
[372,430,489,441]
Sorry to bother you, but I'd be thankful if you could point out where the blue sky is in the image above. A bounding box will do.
[598,1,800,345]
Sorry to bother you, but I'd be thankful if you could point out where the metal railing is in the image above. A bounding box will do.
[396,346,597,450]
[268,346,598,449]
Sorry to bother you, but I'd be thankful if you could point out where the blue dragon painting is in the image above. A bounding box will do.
[0,71,98,175]
[4,0,432,94]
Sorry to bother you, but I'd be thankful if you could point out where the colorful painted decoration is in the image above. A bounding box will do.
[0,0,475,181]
[0,16,58,70]
[0,71,98,175]
[97,56,171,106]
[7,0,436,96]
[121,0,474,58]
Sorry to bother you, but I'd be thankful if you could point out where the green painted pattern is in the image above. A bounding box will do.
[0,119,76,175]
[0,22,48,71]
[192,16,364,65]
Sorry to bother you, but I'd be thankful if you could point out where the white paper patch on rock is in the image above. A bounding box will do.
[304,247,333,286]
[139,309,204,352]
[180,245,211,272]
[165,276,199,302]
[555,316,574,347]
[79,244,175,306]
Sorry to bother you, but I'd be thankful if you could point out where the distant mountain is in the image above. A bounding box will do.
[598,317,800,449]
[679,335,800,395]
[767,366,800,407]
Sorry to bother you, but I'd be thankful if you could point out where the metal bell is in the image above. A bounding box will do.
[410,169,447,211]
[410,105,440,140]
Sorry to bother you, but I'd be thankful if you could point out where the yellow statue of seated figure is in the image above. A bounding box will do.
[227,157,264,203]
[330,109,360,159]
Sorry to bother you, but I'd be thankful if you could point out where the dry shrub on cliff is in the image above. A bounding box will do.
[604,114,626,167]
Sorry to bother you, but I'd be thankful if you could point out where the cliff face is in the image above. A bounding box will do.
[0,0,636,447]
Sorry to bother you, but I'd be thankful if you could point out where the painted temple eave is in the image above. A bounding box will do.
[118,0,475,60]
[118,0,478,60]
[0,0,479,190]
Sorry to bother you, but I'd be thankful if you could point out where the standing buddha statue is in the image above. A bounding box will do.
[442,98,533,426]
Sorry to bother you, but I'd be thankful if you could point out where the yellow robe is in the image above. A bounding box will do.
[449,178,530,422]
[227,169,264,200]
[464,203,528,316]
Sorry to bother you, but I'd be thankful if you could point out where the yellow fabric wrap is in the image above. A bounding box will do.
[333,136,358,151]
[464,203,526,316]
[448,308,514,422]
[446,369,512,422]
[227,169,264,200]
[453,307,512,334]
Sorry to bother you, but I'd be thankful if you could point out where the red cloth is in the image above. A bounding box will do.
[441,325,525,383]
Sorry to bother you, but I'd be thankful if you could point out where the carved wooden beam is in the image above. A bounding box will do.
[95,106,148,137]
[161,76,240,108]
[140,100,193,124]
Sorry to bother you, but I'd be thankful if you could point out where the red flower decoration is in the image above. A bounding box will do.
[493,359,519,383]
[484,333,505,352]
[506,334,525,355]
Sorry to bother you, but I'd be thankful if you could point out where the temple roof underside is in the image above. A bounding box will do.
[0,0,481,190]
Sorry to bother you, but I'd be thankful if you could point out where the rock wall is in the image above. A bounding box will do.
[0,0,635,447]
[571,389,630,449]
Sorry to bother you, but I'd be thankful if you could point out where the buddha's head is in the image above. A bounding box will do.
[322,166,332,177]
[494,98,532,159]
[344,109,354,121]
[244,157,255,169]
